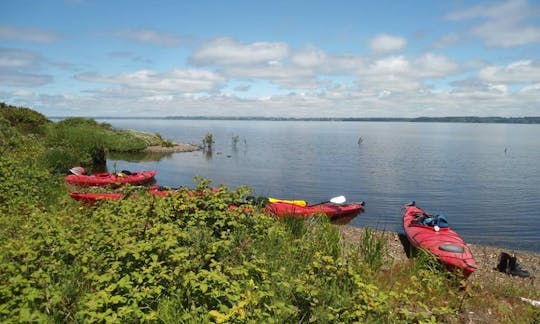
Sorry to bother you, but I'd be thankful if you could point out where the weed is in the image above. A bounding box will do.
[358,227,387,271]
[202,133,214,151]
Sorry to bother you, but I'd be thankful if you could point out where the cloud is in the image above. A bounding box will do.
[189,40,366,90]
[356,53,459,92]
[190,37,290,66]
[291,46,327,67]
[9,79,537,118]
[519,83,540,94]
[75,69,224,93]
[0,71,52,87]
[0,48,53,87]
[0,25,60,43]
[222,63,320,89]
[0,48,41,68]
[110,29,186,47]
[446,0,540,47]
[413,53,460,78]
[434,33,462,48]
[369,34,407,53]
[478,60,540,83]
[107,51,153,64]
[290,47,365,74]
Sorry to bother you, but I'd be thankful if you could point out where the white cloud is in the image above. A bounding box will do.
[413,53,459,78]
[190,41,364,90]
[357,53,459,91]
[0,71,52,87]
[0,25,60,43]
[222,63,320,89]
[368,55,410,74]
[110,29,186,47]
[478,60,540,83]
[446,0,540,47]
[0,48,41,68]
[13,82,537,118]
[75,69,224,93]
[13,89,35,97]
[190,37,290,66]
[291,46,327,67]
[519,83,540,94]
[369,34,407,53]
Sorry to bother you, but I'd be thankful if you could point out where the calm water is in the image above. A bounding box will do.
[100,119,540,253]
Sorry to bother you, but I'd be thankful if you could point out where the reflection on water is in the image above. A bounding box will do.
[204,149,213,160]
[107,150,175,162]
[331,212,362,225]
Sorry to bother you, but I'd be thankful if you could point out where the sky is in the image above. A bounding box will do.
[1,0,540,118]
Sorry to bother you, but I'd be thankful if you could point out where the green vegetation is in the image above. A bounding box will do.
[0,102,50,134]
[231,135,240,150]
[1,104,538,323]
[202,132,214,151]
[1,103,177,173]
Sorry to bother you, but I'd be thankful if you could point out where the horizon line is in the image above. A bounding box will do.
[46,116,540,124]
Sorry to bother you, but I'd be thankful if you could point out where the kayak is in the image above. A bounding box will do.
[264,200,365,220]
[70,192,123,204]
[402,202,476,277]
[70,186,217,204]
[65,170,157,187]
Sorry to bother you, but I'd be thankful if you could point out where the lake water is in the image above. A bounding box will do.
[100,119,540,253]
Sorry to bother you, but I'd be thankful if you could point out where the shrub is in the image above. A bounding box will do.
[202,133,214,151]
[0,102,50,134]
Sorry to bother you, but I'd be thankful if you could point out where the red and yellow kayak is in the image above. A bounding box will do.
[264,200,365,220]
[403,202,476,277]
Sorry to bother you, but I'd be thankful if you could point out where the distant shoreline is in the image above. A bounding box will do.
[48,116,540,124]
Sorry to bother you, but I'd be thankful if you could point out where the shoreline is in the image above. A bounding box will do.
[142,142,201,153]
[339,225,539,293]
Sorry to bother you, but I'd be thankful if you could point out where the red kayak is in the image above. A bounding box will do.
[70,186,217,204]
[65,170,157,187]
[402,202,476,277]
[263,199,365,220]
[70,192,123,204]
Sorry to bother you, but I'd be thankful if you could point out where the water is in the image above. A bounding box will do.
[100,119,540,253]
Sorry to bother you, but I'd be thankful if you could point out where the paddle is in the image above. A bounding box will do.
[268,197,308,207]
[329,195,346,204]
[244,195,347,207]
[309,195,347,206]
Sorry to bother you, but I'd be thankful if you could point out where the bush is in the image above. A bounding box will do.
[43,122,107,172]
[0,102,50,134]
[0,132,62,215]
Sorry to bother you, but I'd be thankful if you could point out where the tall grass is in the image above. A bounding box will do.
[358,227,386,271]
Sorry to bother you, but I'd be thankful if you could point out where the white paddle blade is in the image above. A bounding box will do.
[330,195,346,204]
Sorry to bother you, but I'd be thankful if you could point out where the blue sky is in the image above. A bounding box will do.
[1,0,539,117]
